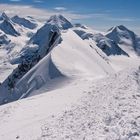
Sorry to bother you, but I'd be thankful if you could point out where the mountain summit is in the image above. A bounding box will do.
[106,25,140,55]
[106,25,135,43]
[46,14,73,30]
[0,12,10,21]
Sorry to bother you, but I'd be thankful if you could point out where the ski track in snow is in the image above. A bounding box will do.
[37,67,140,140]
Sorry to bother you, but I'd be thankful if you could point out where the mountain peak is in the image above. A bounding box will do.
[48,14,66,21]
[107,25,134,36]
[0,12,10,21]
[107,25,130,34]
[46,14,73,30]
[106,25,139,56]
[0,12,20,36]
[117,25,128,30]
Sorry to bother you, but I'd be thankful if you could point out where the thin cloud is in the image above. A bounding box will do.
[106,17,135,22]
[33,0,44,3]
[54,7,67,11]
[0,4,102,21]
[0,4,138,26]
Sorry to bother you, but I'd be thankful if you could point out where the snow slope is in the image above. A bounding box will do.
[0,64,140,140]
[36,65,140,140]
[52,29,114,77]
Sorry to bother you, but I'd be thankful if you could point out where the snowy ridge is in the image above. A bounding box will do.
[11,15,37,29]
[73,26,129,56]
[92,33,129,56]
[18,54,66,99]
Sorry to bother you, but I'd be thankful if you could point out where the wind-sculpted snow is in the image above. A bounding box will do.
[0,20,63,104]
[51,29,114,77]
[16,54,66,99]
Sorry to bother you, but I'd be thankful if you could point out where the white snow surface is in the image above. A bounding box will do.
[0,64,140,140]
[52,29,114,77]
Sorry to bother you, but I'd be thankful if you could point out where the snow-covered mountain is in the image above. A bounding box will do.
[0,13,139,104]
[0,13,140,140]
[106,25,140,56]
[73,25,130,56]
[0,12,20,36]
[11,15,37,29]
[0,13,41,82]
[0,14,114,105]
[46,14,73,30]
[85,33,128,56]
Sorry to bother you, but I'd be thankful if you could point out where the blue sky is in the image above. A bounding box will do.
[0,0,140,34]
